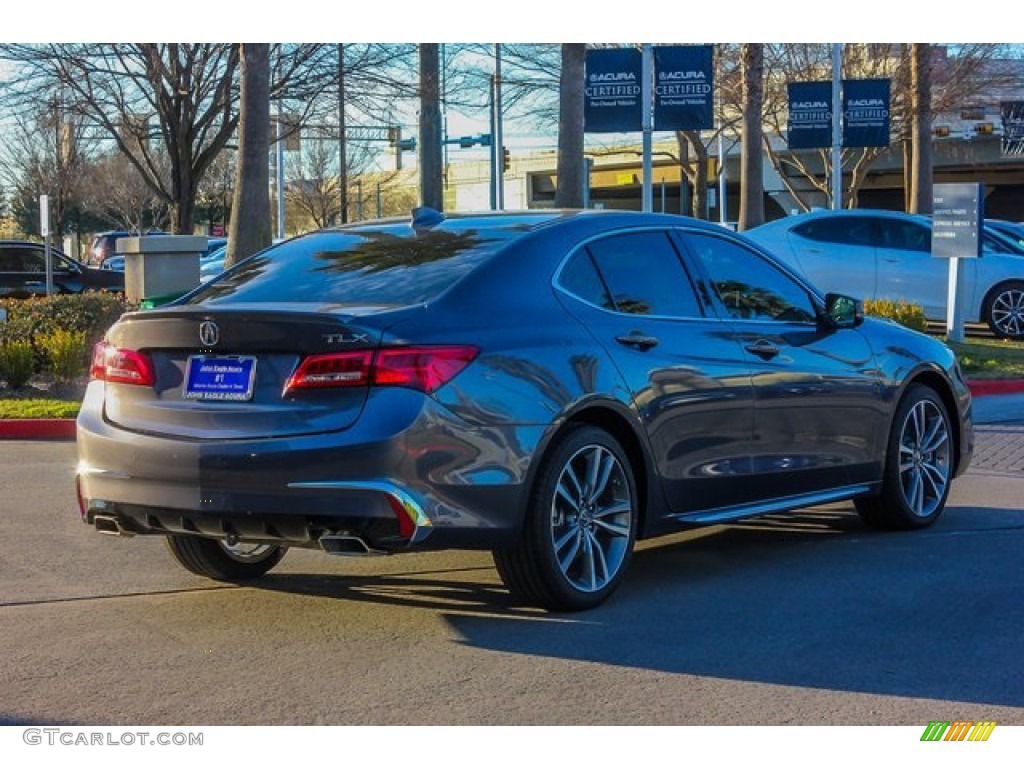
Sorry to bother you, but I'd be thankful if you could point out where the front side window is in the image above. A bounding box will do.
[878,220,930,253]
[685,233,817,323]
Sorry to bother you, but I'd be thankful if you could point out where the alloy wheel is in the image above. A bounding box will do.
[990,288,1024,339]
[897,399,951,518]
[550,444,633,593]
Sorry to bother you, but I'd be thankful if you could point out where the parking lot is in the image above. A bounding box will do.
[1,421,1022,726]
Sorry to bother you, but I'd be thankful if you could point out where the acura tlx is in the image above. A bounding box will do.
[77,209,973,611]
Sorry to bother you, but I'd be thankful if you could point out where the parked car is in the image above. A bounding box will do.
[986,219,1024,251]
[0,240,124,297]
[199,244,227,281]
[746,209,1024,339]
[206,237,228,256]
[88,230,168,267]
[99,238,227,274]
[77,210,972,610]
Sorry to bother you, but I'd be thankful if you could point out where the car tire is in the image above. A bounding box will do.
[165,535,285,581]
[855,384,953,530]
[983,281,1024,340]
[493,425,638,611]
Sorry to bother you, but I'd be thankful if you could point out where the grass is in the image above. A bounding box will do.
[0,398,80,419]
[947,337,1024,380]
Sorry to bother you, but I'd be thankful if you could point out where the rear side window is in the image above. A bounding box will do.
[793,217,874,246]
[582,232,702,318]
[185,221,544,307]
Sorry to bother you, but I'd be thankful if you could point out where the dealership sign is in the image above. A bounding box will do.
[584,48,642,133]
[787,81,832,149]
[932,183,983,259]
[653,45,714,130]
[786,78,891,150]
[842,79,891,148]
[1001,101,1024,155]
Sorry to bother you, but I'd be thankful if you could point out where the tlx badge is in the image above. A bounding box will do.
[323,332,371,345]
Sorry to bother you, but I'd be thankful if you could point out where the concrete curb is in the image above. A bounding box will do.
[2,380,1024,440]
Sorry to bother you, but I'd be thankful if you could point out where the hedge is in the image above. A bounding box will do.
[0,293,132,376]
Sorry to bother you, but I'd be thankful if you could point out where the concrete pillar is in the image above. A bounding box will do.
[117,235,207,305]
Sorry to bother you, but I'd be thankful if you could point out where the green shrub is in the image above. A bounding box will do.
[0,293,131,365]
[37,329,89,385]
[0,341,36,389]
[863,299,928,333]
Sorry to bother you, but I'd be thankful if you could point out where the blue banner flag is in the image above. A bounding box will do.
[787,82,832,150]
[842,79,891,148]
[653,45,714,130]
[584,48,642,133]
[1001,101,1024,155]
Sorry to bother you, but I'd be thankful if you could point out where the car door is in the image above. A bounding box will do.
[0,245,50,297]
[787,215,878,302]
[872,216,974,320]
[554,228,758,514]
[679,230,885,496]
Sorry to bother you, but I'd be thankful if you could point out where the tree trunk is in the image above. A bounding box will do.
[418,44,443,211]
[738,44,764,231]
[909,43,933,214]
[226,44,271,268]
[678,130,709,219]
[338,43,348,224]
[554,43,586,208]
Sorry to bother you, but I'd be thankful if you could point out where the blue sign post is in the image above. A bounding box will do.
[653,45,714,131]
[787,81,833,150]
[584,48,643,133]
[842,79,891,148]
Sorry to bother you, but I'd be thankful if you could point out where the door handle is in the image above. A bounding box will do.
[615,333,659,351]
[744,340,780,360]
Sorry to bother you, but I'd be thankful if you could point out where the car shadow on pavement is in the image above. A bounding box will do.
[250,504,1024,707]
[442,505,1024,707]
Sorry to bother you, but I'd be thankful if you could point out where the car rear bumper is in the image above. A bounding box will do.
[76,382,543,551]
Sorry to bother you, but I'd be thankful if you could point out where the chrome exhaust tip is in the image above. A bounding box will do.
[319,534,385,556]
[93,514,134,537]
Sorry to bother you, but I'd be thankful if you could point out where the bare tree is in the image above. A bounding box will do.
[0,102,92,237]
[227,44,271,267]
[738,44,765,230]
[554,44,586,209]
[419,44,443,211]
[80,152,170,232]
[909,43,934,214]
[0,44,335,235]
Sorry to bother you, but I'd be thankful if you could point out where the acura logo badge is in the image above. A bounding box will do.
[199,321,220,347]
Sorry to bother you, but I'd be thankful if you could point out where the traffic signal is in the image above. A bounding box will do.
[502,147,511,173]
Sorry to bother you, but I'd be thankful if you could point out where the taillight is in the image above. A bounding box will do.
[285,346,477,394]
[372,346,478,393]
[285,350,373,390]
[90,341,155,386]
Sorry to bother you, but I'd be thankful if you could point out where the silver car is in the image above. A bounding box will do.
[746,209,1024,339]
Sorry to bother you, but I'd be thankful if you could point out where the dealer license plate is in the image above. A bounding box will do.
[183,356,257,401]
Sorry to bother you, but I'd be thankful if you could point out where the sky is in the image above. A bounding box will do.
[2,1,1021,44]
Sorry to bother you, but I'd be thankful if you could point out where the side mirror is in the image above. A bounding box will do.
[823,293,863,329]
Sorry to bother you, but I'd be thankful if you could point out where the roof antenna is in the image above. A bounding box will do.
[412,206,445,231]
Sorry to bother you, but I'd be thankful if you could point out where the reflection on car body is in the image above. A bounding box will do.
[77,210,972,611]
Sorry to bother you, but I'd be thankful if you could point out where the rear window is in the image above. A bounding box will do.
[184,217,551,307]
